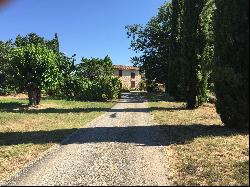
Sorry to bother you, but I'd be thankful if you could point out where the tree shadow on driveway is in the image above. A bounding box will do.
[0,124,245,147]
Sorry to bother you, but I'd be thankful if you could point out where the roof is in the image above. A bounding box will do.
[113,65,139,71]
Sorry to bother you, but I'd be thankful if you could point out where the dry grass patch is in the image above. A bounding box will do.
[0,96,115,182]
[0,144,52,181]
[0,93,27,100]
[148,95,249,186]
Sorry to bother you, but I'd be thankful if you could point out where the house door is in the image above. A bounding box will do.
[131,81,135,88]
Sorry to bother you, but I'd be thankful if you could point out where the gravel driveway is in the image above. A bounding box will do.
[3,92,171,186]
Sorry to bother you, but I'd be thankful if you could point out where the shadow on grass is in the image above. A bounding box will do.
[139,92,177,102]
[0,106,186,114]
[0,124,246,146]
[150,107,187,111]
[0,102,28,110]
[0,107,112,114]
[0,92,181,114]
[0,101,186,114]
[1,93,247,147]
[0,101,112,114]
[0,92,143,113]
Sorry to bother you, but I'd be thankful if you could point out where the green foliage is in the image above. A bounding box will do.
[47,33,60,53]
[69,76,121,101]
[56,53,76,99]
[181,0,215,109]
[146,81,161,93]
[138,80,147,91]
[76,56,114,81]
[0,41,14,95]
[9,44,61,105]
[15,33,59,52]
[126,2,172,85]
[61,56,121,101]
[15,33,46,47]
[1,32,64,99]
[127,0,215,108]
[121,85,130,93]
[198,0,215,104]
[168,0,214,104]
[1,33,121,103]
[168,0,184,100]
[214,0,249,129]
[93,77,121,101]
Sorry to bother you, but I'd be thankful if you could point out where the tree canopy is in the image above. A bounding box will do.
[126,3,172,86]
[126,0,248,128]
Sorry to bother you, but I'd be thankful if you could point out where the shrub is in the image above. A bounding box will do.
[89,77,121,101]
[121,85,130,93]
[58,56,122,101]
[0,87,12,95]
[146,81,161,93]
[214,67,249,128]
[214,0,249,129]
[138,80,147,91]
[67,77,121,101]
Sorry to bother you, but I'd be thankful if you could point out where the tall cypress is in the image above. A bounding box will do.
[168,0,184,100]
[53,33,60,53]
[197,0,215,105]
[214,0,249,129]
[182,0,206,109]
[46,33,60,53]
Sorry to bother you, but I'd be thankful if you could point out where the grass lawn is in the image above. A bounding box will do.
[0,95,115,182]
[146,93,249,186]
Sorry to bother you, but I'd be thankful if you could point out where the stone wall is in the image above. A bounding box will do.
[114,70,141,90]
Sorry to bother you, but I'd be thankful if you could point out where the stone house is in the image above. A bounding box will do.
[113,65,141,90]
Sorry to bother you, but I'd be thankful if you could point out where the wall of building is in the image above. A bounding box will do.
[114,69,141,90]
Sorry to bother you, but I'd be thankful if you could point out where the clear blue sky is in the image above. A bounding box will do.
[0,0,166,65]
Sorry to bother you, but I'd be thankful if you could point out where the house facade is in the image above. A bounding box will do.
[113,65,141,90]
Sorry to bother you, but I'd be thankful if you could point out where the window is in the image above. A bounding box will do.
[119,70,123,77]
[131,72,135,79]
[131,81,135,88]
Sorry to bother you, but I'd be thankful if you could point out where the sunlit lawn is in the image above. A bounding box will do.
[0,95,115,181]
[147,93,249,186]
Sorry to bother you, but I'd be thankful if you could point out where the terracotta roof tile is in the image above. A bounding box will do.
[113,65,139,71]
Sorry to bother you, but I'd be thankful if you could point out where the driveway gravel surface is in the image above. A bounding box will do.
[2,93,171,186]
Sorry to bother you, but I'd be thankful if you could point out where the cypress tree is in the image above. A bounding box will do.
[182,0,207,109]
[214,0,249,129]
[53,33,60,53]
[168,0,184,100]
[45,33,60,53]
[198,0,215,105]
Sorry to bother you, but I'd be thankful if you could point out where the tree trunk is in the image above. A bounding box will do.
[186,85,198,109]
[35,89,41,105]
[27,84,41,106]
